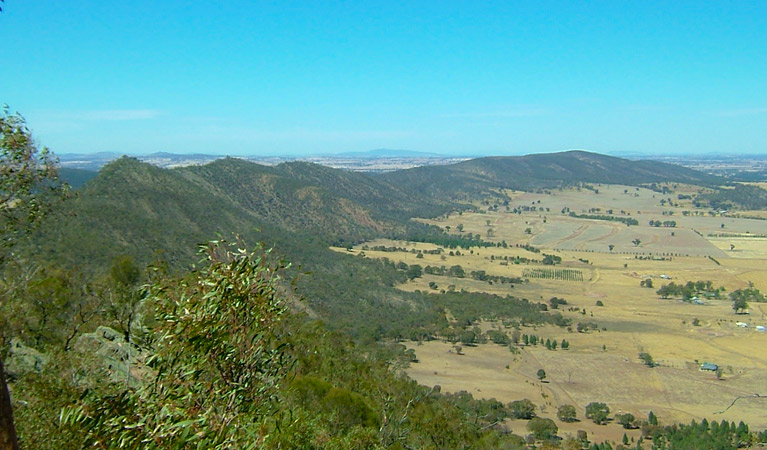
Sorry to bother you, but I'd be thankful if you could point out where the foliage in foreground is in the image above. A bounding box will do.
[10,241,533,449]
[59,241,290,449]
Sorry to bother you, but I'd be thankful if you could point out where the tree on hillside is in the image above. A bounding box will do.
[730,288,763,314]
[104,255,145,343]
[616,412,637,429]
[527,417,558,440]
[585,402,610,425]
[732,296,748,314]
[632,238,641,247]
[406,264,423,280]
[508,399,537,419]
[608,244,615,252]
[1,106,65,450]
[639,352,656,368]
[537,368,547,382]
[557,404,577,422]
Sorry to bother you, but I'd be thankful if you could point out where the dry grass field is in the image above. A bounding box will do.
[332,185,767,442]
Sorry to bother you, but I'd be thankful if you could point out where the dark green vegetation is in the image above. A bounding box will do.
[730,287,766,314]
[697,184,767,211]
[569,212,639,226]
[644,418,754,450]
[8,242,535,449]
[656,280,724,301]
[58,168,97,189]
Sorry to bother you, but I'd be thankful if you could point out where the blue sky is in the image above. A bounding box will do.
[2,1,766,156]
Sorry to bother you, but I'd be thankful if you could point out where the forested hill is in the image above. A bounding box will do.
[29,156,457,268]
[180,158,456,225]
[380,150,720,199]
[30,151,721,271]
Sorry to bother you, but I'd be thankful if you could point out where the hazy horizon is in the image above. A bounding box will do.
[55,148,767,159]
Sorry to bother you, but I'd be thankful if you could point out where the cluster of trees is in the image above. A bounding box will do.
[730,287,765,314]
[656,280,722,300]
[698,184,767,211]
[645,417,755,449]
[405,232,501,250]
[468,270,523,285]
[548,296,568,309]
[424,264,467,278]
[541,253,562,265]
[363,244,444,255]
[649,219,677,227]
[585,402,611,425]
[576,321,600,332]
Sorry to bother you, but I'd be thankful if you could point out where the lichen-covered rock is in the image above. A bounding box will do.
[5,338,48,381]
[74,326,142,386]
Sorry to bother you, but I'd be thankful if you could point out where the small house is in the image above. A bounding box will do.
[757,326,766,332]
[737,322,749,328]
[700,363,718,372]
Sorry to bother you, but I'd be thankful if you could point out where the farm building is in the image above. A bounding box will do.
[737,322,749,328]
[757,326,766,332]
[700,363,718,372]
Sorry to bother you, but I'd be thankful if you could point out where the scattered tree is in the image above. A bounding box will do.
[639,352,656,368]
[557,404,577,422]
[616,413,637,429]
[537,368,547,382]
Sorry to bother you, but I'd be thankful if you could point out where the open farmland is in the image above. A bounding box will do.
[335,184,767,443]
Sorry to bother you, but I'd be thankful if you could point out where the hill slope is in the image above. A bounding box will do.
[380,150,720,199]
[33,151,720,269]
